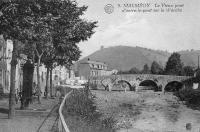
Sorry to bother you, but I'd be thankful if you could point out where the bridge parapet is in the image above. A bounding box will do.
[90,74,192,92]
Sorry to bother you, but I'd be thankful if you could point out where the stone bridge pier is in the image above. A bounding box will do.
[90,74,191,92]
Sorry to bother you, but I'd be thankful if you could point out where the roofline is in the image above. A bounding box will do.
[80,60,108,66]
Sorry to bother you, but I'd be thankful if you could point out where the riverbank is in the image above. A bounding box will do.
[63,89,116,132]
[92,90,200,132]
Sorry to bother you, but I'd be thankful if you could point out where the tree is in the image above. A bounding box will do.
[20,44,36,108]
[165,52,183,75]
[183,66,194,76]
[0,0,38,118]
[129,67,140,74]
[0,0,97,117]
[42,0,97,97]
[42,44,80,98]
[142,64,150,74]
[19,0,96,101]
[151,61,163,74]
[21,59,34,109]
[42,47,55,98]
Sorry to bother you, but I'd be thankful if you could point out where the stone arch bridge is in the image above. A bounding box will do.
[90,74,191,92]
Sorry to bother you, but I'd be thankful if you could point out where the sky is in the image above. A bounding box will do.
[76,0,200,58]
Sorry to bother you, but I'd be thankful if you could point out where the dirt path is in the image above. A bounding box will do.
[92,90,200,132]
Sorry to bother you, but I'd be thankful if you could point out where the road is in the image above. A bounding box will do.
[92,90,200,132]
[0,97,59,132]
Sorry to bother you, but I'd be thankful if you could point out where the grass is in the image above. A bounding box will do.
[63,88,116,132]
[119,103,141,118]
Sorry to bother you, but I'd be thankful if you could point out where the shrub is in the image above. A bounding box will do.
[55,85,72,97]
[64,88,116,132]
[101,116,117,129]
[65,88,97,118]
[174,88,200,107]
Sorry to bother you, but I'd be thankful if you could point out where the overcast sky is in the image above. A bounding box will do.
[76,0,200,58]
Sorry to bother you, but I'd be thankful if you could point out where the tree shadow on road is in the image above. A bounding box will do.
[0,108,8,114]
[0,107,8,119]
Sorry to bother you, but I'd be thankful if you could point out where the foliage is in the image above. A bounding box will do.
[0,0,97,117]
[174,88,200,109]
[165,52,183,75]
[0,0,37,117]
[66,88,97,118]
[129,67,140,74]
[194,69,200,77]
[151,61,163,74]
[50,0,97,66]
[117,67,140,74]
[182,66,194,76]
[0,0,97,69]
[141,64,150,74]
[41,0,97,98]
[64,88,116,132]
[117,70,130,74]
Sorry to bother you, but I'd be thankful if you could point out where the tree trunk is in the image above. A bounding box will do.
[21,60,34,109]
[50,67,53,97]
[8,40,18,119]
[36,57,41,104]
[45,66,50,98]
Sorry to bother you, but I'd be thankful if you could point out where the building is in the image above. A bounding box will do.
[78,59,115,80]
[0,37,23,94]
[0,37,70,95]
[33,64,70,95]
[52,65,70,85]
[0,35,8,94]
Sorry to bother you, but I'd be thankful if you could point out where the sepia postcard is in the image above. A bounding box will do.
[0,0,200,132]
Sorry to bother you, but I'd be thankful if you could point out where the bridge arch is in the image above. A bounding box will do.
[164,81,183,92]
[117,80,134,91]
[139,80,158,91]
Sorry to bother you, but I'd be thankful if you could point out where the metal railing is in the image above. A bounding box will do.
[58,85,84,132]
[58,90,72,132]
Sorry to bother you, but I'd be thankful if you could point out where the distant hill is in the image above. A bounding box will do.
[75,46,200,71]
[179,50,200,68]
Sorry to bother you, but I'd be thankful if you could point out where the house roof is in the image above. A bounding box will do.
[81,60,107,66]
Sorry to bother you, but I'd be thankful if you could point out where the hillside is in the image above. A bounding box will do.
[179,50,200,67]
[76,46,200,71]
[76,46,169,71]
